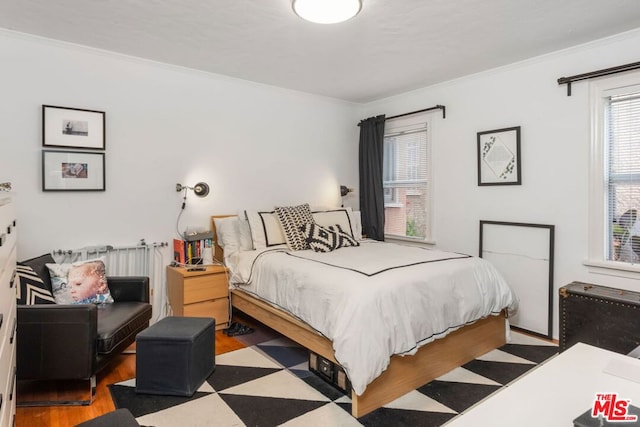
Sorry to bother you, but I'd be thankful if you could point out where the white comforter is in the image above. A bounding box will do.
[229,240,517,395]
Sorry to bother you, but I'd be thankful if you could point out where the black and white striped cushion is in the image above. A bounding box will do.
[15,264,56,305]
[327,224,359,249]
[275,204,314,251]
[301,223,360,253]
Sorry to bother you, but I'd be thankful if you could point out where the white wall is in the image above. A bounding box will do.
[3,26,640,338]
[0,30,360,261]
[358,28,640,337]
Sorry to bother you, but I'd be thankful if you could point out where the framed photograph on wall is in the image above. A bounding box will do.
[42,150,105,191]
[477,126,521,186]
[43,105,105,150]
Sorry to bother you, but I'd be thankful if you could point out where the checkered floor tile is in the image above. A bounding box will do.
[110,332,557,426]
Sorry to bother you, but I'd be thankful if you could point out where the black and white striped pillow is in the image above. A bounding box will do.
[15,264,56,305]
[275,204,314,251]
[327,224,359,249]
[301,223,359,253]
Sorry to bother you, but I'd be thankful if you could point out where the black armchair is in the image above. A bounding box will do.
[17,276,153,405]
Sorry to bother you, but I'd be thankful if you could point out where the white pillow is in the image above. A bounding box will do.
[311,208,355,238]
[245,210,286,249]
[214,216,254,254]
[237,218,253,251]
[350,210,363,240]
[214,217,240,254]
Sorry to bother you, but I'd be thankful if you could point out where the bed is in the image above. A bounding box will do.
[211,209,517,417]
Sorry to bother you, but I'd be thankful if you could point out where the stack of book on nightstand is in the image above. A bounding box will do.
[173,230,214,266]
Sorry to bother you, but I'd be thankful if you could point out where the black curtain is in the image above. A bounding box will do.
[358,115,386,241]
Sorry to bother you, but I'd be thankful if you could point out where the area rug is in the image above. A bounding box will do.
[109,331,557,426]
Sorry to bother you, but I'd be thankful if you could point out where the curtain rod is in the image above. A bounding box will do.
[387,105,446,120]
[557,60,640,96]
[358,104,446,126]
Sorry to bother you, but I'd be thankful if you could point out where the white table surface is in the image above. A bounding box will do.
[445,343,640,426]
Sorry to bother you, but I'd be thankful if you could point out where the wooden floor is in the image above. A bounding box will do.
[15,315,256,427]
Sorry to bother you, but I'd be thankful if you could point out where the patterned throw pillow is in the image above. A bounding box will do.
[275,203,315,251]
[15,264,56,305]
[328,224,360,249]
[46,258,114,305]
[301,223,360,253]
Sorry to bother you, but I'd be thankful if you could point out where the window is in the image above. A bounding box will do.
[383,140,398,204]
[607,92,640,263]
[407,141,418,180]
[588,72,640,271]
[382,117,430,240]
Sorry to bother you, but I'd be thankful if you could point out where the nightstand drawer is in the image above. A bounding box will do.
[183,274,228,304]
[167,265,230,330]
[183,298,229,326]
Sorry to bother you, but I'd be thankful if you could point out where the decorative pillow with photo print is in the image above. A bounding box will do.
[46,258,113,305]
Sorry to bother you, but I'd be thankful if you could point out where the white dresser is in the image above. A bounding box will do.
[0,197,16,427]
[445,343,640,427]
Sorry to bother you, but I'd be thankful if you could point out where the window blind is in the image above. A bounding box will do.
[383,122,429,239]
[607,91,640,262]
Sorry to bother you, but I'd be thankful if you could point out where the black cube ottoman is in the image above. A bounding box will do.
[135,316,215,396]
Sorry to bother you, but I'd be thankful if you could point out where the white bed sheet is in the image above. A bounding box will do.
[228,240,517,395]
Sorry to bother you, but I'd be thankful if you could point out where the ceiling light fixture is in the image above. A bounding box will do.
[292,0,362,24]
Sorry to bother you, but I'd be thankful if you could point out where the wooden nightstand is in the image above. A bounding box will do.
[166,265,230,330]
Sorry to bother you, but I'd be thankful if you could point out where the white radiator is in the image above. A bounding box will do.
[52,239,169,322]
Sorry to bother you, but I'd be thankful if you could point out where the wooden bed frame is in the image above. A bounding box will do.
[211,215,507,418]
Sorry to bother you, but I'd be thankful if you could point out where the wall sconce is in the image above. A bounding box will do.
[340,185,353,197]
[0,182,11,192]
[175,181,210,239]
[340,185,354,207]
[176,182,210,197]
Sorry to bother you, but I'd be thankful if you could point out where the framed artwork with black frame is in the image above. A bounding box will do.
[42,150,105,191]
[42,105,105,150]
[477,126,521,186]
[479,220,555,339]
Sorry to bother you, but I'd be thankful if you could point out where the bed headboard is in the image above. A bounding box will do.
[210,214,236,263]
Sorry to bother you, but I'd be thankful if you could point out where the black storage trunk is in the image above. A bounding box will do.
[559,282,640,354]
